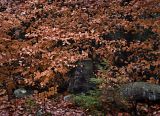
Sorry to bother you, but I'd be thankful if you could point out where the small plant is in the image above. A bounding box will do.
[74,93,98,109]
[97,58,110,71]
[73,89,102,114]
[90,77,103,85]
[73,75,104,114]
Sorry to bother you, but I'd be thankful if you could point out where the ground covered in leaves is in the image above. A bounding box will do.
[0,0,160,115]
[0,93,86,115]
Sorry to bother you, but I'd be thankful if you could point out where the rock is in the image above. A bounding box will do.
[13,88,27,98]
[102,82,160,110]
[68,59,95,93]
[64,95,73,102]
[47,0,53,4]
[35,109,44,116]
[117,82,160,101]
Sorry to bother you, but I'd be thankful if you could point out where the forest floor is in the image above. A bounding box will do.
[0,0,160,115]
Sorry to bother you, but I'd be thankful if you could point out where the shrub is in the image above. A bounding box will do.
[73,89,102,114]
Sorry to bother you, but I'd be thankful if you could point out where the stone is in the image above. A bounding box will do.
[47,0,53,4]
[63,95,73,102]
[13,88,27,98]
[68,59,95,93]
[35,109,44,116]
[102,82,160,110]
[117,82,160,101]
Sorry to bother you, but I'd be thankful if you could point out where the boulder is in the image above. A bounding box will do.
[116,82,160,101]
[102,82,160,110]
[68,59,95,93]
